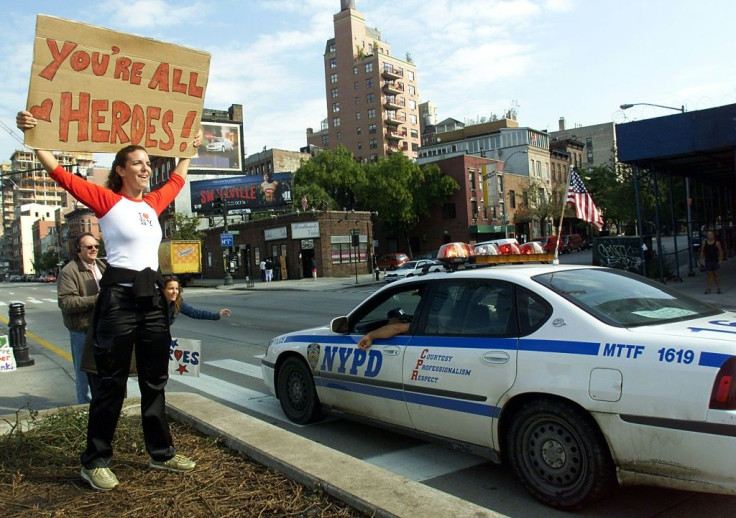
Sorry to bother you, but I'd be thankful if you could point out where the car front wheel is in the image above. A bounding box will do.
[506,398,616,510]
[276,356,322,424]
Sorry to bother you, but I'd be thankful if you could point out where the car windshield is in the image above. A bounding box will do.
[396,261,418,270]
[534,268,721,327]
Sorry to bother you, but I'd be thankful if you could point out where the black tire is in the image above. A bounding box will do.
[506,398,616,510]
[276,356,322,424]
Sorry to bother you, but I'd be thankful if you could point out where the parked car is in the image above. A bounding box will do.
[561,233,583,253]
[262,243,736,510]
[376,253,410,271]
[43,274,57,283]
[383,260,444,282]
[205,137,234,152]
[531,235,559,254]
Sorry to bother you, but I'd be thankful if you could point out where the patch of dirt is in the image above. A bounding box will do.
[0,408,369,517]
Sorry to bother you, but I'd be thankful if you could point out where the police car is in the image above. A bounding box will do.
[261,243,736,510]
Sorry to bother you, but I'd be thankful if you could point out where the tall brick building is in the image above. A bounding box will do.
[307,0,421,162]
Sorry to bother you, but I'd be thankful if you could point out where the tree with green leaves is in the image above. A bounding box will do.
[170,212,204,240]
[33,248,61,274]
[356,153,458,255]
[293,145,366,211]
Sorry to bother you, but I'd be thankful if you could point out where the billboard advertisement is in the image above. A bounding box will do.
[190,172,293,214]
[189,121,243,172]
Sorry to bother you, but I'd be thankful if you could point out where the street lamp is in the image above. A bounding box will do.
[620,103,684,113]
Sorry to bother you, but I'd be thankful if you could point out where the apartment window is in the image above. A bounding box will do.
[329,43,335,53]
[368,108,376,119]
[357,127,362,135]
[332,117,341,127]
[410,129,418,138]
[408,85,415,95]
[329,58,337,68]
[353,81,359,90]
[366,93,374,103]
[355,96,359,105]
[509,190,516,209]
[365,78,373,88]
[321,135,329,145]
[365,63,373,73]
[468,170,476,190]
[356,112,361,120]
[368,124,376,134]
[412,143,418,151]
[358,142,363,149]
[409,100,416,109]
[536,161,542,178]
[538,188,546,204]
[331,88,338,98]
[410,114,417,124]
[353,66,358,75]
[408,71,414,81]
[545,163,549,180]
[369,139,377,149]
[523,191,529,208]
[336,131,341,141]
[330,73,337,83]
[370,154,378,162]
[332,102,340,113]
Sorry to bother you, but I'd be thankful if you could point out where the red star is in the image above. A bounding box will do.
[176,364,189,374]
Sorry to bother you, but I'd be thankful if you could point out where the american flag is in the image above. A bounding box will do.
[566,168,603,230]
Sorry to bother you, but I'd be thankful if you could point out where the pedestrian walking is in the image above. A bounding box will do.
[265,257,274,283]
[57,232,106,404]
[701,229,723,294]
[17,109,202,492]
[259,258,266,282]
[311,257,318,280]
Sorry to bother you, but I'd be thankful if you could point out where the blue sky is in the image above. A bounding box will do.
[1,0,734,166]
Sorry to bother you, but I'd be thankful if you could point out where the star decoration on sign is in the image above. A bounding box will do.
[176,364,189,374]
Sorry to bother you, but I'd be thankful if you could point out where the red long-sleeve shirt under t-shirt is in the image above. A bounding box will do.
[50,165,183,272]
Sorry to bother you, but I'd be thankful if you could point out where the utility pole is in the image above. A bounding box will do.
[215,196,233,286]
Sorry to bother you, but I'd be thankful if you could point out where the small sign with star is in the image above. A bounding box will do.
[168,337,201,377]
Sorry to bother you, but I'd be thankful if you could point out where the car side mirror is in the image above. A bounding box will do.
[330,316,349,334]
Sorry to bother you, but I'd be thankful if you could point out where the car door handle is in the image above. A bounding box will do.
[382,346,402,356]
[482,351,510,364]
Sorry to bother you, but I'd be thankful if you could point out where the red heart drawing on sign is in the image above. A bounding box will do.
[30,99,53,122]
[174,350,183,361]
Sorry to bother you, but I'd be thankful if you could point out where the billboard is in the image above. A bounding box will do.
[190,172,293,213]
[25,15,209,157]
[189,121,243,172]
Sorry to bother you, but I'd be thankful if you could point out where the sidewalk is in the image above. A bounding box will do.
[1,262,734,517]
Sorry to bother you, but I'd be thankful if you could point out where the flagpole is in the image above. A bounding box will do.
[554,166,574,265]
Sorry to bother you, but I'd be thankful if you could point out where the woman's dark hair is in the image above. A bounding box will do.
[164,276,183,316]
[106,145,147,192]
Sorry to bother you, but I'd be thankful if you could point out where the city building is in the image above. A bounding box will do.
[307,0,421,162]
[1,150,94,275]
[243,148,311,179]
[418,119,554,238]
[549,118,616,170]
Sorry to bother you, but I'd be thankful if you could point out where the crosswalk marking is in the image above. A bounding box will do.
[167,372,290,423]
[365,444,487,482]
[207,358,263,379]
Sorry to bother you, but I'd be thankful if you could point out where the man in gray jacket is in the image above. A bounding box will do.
[58,232,106,404]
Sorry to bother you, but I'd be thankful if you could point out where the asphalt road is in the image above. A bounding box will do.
[1,279,734,517]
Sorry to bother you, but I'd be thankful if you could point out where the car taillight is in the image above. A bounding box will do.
[710,357,736,410]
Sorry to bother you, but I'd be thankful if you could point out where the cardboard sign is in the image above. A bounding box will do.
[169,337,201,377]
[26,15,210,157]
[0,336,17,373]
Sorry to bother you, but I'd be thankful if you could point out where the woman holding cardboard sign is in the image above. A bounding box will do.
[17,109,202,492]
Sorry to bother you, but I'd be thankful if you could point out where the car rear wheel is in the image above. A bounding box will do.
[506,398,616,510]
[276,356,322,424]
